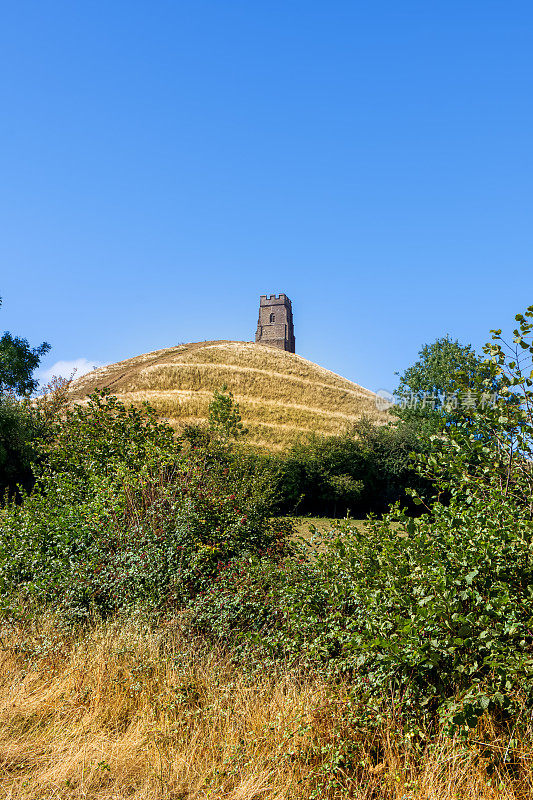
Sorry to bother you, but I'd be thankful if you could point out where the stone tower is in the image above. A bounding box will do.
[255,294,295,353]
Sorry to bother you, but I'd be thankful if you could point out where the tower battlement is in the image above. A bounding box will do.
[259,293,291,305]
[255,293,295,353]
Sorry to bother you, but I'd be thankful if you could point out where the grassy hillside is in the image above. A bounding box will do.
[69,340,386,449]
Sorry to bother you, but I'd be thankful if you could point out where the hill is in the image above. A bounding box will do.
[69,340,386,449]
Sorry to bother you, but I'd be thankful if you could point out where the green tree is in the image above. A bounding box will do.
[0,298,50,396]
[275,419,427,517]
[393,335,497,436]
[0,296,52,496]
[418,306,533,514]
[0,396,38,496]
[208,384,247,444]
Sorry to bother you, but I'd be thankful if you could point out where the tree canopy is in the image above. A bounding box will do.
[393,335,497,435]
[0,298,50,396]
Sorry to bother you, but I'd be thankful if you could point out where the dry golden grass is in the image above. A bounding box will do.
[0,615,531,799]
[69,341,387,450]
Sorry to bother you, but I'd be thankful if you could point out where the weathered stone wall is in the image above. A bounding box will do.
[255,294,295,352]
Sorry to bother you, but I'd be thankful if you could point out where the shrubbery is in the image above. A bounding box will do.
[188,497,533,731]
[2,304,533,741]
[0,396,40,497]
[262,417,430,517]
[0,379,69,499]
[0,390,288,619]
[0,295,52,497]
[188,306,533,732]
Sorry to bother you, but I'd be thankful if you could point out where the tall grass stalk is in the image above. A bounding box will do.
[0,614,530,799]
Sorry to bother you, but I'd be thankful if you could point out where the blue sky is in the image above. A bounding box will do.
[1,0,532,393]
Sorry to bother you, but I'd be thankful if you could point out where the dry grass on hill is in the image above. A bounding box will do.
[0,616,530,800]
[69,341,388,450]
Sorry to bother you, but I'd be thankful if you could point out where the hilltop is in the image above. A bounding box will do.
[69,340,386,449]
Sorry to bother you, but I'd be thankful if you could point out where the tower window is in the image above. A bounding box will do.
[270,313,275,322]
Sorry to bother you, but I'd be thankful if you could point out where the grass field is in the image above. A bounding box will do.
[69,341,388,450]
[0,614,529,799]
[291,516,367,549]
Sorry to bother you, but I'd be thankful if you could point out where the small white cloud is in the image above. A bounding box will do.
[39,358,103,385]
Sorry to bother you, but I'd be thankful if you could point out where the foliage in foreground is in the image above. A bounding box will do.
[189,306,533,732]
[1,304,533,750]
[0,612,531,800]
[189,497,533,732]
[0,390,285,619]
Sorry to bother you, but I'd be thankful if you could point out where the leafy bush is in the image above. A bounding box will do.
[0,396,39,497]
[188,307,533,732]
[0,390,286,619]
[188,495,533,731]
[188,551,330,668]
[269,418,429,517]
[0,378,70,500]
[207,383,248,442]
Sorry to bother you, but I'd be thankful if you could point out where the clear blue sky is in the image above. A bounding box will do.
[1,0,532,393]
